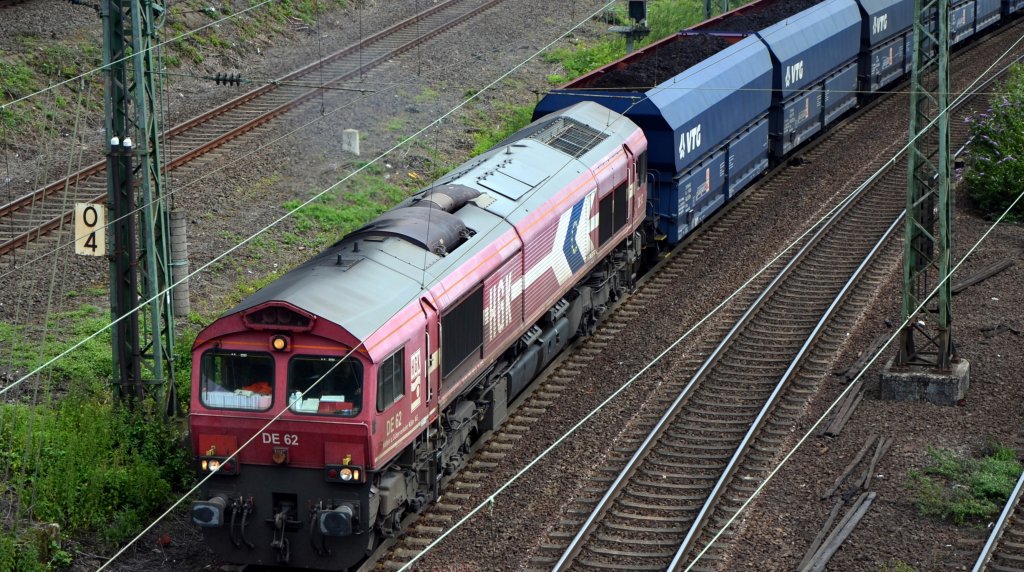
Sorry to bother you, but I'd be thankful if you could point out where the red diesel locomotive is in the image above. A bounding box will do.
[188,101,648,568]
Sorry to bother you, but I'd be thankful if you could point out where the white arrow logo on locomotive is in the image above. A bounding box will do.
[524,191,595,288]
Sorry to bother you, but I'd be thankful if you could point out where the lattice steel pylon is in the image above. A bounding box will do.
[102,0,175,412]
[898,0,954,370]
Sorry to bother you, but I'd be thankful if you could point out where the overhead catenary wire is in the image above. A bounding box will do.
[0,42,508,284]
[686,187,1024,571]
[684,29,1024,570]
[394,30,1024,571]
[0,0,278,114]
[83,2,620,567]
[1,3,1016,568]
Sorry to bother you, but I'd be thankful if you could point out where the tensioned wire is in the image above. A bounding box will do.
[0,40,538,283]
[4,0,1022,116]
[23,76,94,531]
[90,3,621,567]
[682,205,1024,572]
[8,0,1018,557]
[0,0,278,114]
[10,77,73,535]
[2,0,1012,564]
[393,30,1024,571]
[6,7,1024,281]
[683,39,1024,572]
[1,0,621,396]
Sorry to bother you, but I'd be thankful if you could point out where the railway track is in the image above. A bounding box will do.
[538,119,908,572]
[539,34,1022,572]
[0,0,504,259]
[370,19,1024,571]
[535,32,1021,572]
[974,470,1024,572]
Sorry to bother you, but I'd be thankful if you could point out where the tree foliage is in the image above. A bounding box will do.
[964,64,1024,220]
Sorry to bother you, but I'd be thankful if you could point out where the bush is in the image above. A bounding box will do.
[0,397,192,547]
[964,64,1024,221]
[906,444,1021,525]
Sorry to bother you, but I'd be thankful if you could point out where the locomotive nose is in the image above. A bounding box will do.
[319,504,355,536]
[191,494,228,527]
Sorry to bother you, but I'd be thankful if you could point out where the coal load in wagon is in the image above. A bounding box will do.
[588,34,732,90]
[702,0,823,32]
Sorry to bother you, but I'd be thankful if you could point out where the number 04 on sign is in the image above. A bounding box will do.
[74,203,106,256]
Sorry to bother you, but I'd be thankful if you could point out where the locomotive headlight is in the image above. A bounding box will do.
[325,464,364,483]
[270,334,290,352]
[198,456,239,476]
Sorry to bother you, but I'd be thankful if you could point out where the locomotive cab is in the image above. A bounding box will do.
[188,301,394,568]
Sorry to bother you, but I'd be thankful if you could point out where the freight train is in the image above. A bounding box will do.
[187,0,1022,568]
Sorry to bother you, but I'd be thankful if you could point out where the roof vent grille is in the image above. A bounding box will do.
[529,117,607,158]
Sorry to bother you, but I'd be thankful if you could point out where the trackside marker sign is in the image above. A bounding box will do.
[74,203,106,256]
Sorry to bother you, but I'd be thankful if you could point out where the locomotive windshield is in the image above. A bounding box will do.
[200,351,275,411]
[287,356,362,417]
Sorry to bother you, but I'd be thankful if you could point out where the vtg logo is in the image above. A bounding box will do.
[872,14,889,36]
[784,60,805,88]
[678,124,702,160]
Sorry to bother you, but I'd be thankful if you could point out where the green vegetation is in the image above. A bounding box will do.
[467,104,535,156]
[415,87,441,104]
[0,398,190,545]
[964,63,1024,221]
[0,306,112,395]
[0,61,35,101]
[906,444,1021,525]
[386,117,408,132]
[0,306,194,568]
[544,0,736,85]
[283,166,410,249]
[0,36,102,133]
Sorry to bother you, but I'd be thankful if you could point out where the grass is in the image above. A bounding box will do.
[906,444,1022,525]
[964,63,1024,221]
[467,104,535,156]
[283,165,409,242]
[0,397,190,543]
[543,0,745,85]
[386,117,408,132]
[0,305,112,396]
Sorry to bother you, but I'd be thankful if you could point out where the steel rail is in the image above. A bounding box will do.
[551,27,1024,569]
[0,0,503,257]
[1,0,467,219]
[973,469,1024,571]
[550,153,898,571]
[669,53,1022,570]
[669,212,904,570]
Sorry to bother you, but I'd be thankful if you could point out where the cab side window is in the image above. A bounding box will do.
[377,349,405,411]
